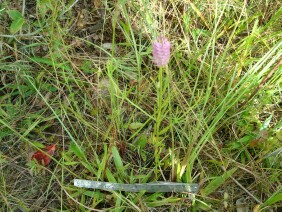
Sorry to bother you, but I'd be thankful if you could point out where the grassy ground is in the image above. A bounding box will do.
[0,0,281,211]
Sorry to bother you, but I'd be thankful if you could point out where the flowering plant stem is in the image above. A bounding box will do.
[153,67,175,179]
[153,67,163,178]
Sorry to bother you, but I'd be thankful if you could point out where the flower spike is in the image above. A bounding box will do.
[152,36,171,67]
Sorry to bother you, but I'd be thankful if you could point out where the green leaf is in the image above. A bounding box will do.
[70,142,86,161]
[111,146,127,176]
[8,10,23,20]
[81,161,96,174]
[146,197,181,207]
[261,115,272,130]
[112,146,124,170]
[63,161,80,166]
[106,168,117,182]
[230,135,256,149]
[37,0,53,16]
[129,122,143,130]
[134,134,147,149]
[96,144,108,179]
[159,125,170,135]
[145,192,163,202]
[140,151,147,162]
[30,57,53,65]
[261,190,282,208]
[83,190,104,207]
[193,200,211,211]
[83,190,103,199]
[201,168,237,196]
[10,17,24,34]
[8,10,24,34]
[32,142,46,149]
[81,61,94,74]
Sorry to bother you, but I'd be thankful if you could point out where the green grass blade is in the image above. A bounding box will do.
[201,168,237,197]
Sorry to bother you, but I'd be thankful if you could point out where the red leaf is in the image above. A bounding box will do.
[31,144,56,166]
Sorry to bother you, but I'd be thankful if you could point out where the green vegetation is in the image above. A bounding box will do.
[1,0,281,210]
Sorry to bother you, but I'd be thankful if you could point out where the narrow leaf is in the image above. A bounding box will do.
[134,134,147,149]
[261,190,282,208]
[129,122,143,130]
[8,10,23,20]
[111,146,127,176]
[10,18,24,33]
[112,146,124,171]
[202,168,237,196]
[70,142,86,161]
[8,10,24,34]
[106,168,117,182]
[32,142,46,149]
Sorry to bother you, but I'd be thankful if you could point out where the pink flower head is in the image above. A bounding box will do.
[152,36,171,67]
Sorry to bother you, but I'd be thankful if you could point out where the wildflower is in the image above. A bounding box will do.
[152,36,171,67]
